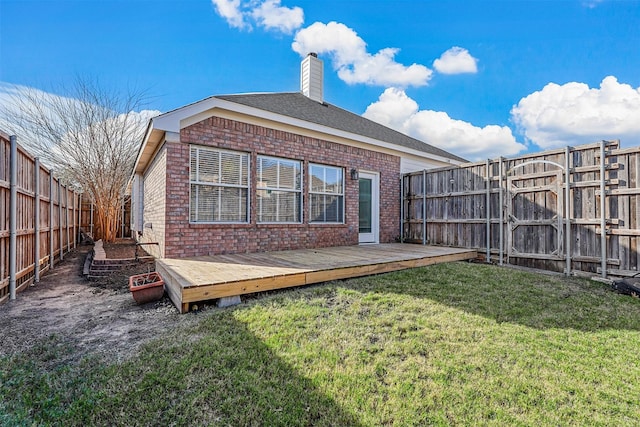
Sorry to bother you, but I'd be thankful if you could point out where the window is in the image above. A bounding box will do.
[309,164,344,223]
[257,156,302,223]
[190,146,249,223]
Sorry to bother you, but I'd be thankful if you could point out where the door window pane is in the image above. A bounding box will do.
[359,178,372,233]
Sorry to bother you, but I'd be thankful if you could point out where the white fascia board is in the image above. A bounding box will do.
[150,96,463,166]
[131,119,156,176]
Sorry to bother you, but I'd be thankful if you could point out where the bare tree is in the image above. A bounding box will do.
[0,78,155,242]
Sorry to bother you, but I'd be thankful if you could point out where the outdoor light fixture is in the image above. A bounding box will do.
[350,168,359,180]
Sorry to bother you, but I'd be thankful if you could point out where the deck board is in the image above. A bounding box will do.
[156,244,477,313]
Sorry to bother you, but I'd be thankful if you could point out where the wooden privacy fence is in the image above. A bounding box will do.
[1,132,81,304]
[402,140,640,278]
[78,198,131,241]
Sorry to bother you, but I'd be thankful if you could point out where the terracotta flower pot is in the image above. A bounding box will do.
[129,272,164,304]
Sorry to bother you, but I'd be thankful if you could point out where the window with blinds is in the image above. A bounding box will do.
[190,146,249,223]
[309,163,344,223]
[257,156,302,223]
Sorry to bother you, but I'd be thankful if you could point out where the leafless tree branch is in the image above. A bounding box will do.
[1,77,157,242]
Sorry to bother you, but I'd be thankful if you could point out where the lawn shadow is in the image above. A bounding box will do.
[84,311,363,427]
[343,261,640,332]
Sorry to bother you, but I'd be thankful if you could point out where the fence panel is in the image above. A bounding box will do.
[403,140,640,278]
[0,132,81,304]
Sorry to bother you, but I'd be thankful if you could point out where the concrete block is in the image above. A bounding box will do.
[217,295,241,308]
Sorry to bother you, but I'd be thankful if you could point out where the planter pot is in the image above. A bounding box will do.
[129,272,164,304]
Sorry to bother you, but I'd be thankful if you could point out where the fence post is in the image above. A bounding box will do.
[77,193,81,247]
[498,157,504,266]
[90,202,94,237]
[121,194,125,239]
[49,170,55,270]
[486,159,491,262]
[59,180,63,261]
[66,187,70,252]
[564,147,572,276]
[600,141,607,278]
[399,177,404,243]
[9,135,18,300]
[34,158,41,283]
[73,191,77,249]
[422,169,427,245]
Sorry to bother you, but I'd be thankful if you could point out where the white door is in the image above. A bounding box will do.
[358,171,379,244]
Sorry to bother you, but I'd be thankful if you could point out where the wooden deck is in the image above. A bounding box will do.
[156,244,477,313]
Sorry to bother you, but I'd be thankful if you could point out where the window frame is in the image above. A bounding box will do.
[256,155,303,224]
[308,163,345,224]
[189,145,250,224]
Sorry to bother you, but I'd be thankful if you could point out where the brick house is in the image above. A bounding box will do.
[130,54,465,259]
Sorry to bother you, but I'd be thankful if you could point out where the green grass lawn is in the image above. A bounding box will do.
[2,262,640,426]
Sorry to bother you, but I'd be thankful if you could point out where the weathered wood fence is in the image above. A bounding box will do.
[402,140,640,278]
[1,132,81,304]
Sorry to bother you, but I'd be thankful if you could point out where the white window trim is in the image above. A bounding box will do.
[257,155,303,224]
[309,163,345,224]
[189,145,250,224]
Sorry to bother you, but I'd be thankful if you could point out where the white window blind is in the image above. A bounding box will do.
[190,146,249,223]
[309,164,344,223]
[257,156,302,223]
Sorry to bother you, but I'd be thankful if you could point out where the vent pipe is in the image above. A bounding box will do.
[300,52,323,103]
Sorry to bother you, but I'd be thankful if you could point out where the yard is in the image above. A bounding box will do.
[1,253,640,426]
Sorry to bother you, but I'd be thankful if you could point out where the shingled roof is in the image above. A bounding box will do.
[215,92,466,163]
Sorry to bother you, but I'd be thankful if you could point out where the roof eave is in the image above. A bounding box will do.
[132,119,165,176]
[131,94,465,173]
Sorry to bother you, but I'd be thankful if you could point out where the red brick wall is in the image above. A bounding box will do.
[162,116,401,257]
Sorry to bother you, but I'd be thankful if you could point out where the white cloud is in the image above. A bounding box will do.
[511,76,640,149]
[292,21,432,87]
[364,88,526,160]
[433,47,478,75]
[211,0,248,30]
[211,0,303,33]
[582,0,604,8]
[251,0,303,34]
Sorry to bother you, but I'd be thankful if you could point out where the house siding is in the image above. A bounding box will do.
[139,144,167,258]
[163,115,401,258]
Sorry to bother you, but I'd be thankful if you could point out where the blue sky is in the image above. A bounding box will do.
[1,0,639,160]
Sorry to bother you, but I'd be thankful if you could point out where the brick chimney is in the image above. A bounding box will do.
[300,52,323,103]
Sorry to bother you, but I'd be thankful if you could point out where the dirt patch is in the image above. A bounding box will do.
[90,239,155,293]
[0,244,205,363]
[102,239,150,260]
